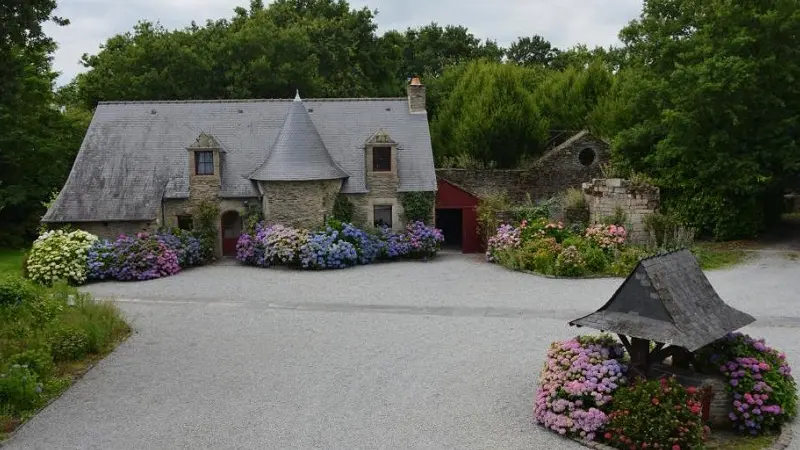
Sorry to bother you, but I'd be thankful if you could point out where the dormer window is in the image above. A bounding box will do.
[372,146,392,172]
[195,151,214,175]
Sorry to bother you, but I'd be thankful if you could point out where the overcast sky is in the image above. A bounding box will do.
[44,0,643,86]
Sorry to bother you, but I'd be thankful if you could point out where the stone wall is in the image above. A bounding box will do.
[583,178,660,245]
[260,180,342,229]
[435,132,609,203]
[69,221,156,240]
[162,198,254,256]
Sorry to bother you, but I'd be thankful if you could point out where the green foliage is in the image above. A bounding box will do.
[243,202,263,234]
[0,275,39,307]
[600,206,628,227]
[0,366,42,416]
[562,188,589,226]
[48,326,90,362]
[603,377,705,450]
[606,0,800,239]
[331,194,355,224]
[643,212,696,252]
[431,60,550,168]
[608,247,649,277]
[506,35,559,68]
[7,349,54,381]
[476,192,511,240]
[192,201,219,259]
[400,192,435,224]
[580,245,610,273]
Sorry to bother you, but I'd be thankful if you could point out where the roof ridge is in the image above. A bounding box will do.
[98,98,408,105]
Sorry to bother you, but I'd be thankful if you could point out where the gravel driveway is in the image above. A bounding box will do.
[4,252,800,449]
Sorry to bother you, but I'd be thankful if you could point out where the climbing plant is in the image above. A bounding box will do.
[192,201,219,260]
[400,192,435,224]
[332,194,355,223]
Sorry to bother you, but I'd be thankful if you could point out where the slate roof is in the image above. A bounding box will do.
[249,94,349,181]
[569,249,755,351]
[44,97,436,222]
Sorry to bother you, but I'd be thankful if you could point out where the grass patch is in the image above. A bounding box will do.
[0,250,25,277]
[0,277,130,440]
[705,431,778,449]
[692,241,752,270]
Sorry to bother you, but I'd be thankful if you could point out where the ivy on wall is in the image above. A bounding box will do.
[401,192,435,224]
[192,200,219,260]
[332,194,354,223]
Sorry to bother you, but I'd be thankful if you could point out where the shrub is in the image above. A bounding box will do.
[26,229,97,285]
[405,221,445,258]
[237,224,309,267]
[67,295,130,354]
[696,333,797,435]
[331,194,355,223]
[643,212,696,251]
[155,230,204,268]
[580,245,610,274]
[0,365,43,416]
[299,230,358,269]
[585,224,627,251]
[6,349,54,381]
[534,335,628,441]
[48,326,90,362]
[192,200,219,260]
[608,247,649,277]
[476,192,512,241]
[486,224,521,261]
[0,275,39,307]
[603,377,705,450]
[94,233,181,281]
[555,246,587,277]
[563,188,589,226]
[401,192,435,224]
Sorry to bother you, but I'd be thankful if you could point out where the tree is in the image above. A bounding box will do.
[507,35,559,67]
[401,23,504,78]
[430,60,549,168]
[534,59,614,132]
[608,0,800,239]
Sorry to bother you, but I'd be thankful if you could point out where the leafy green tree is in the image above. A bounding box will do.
[608,0,800,239]
[430,60,549,168]
[534,59,614,132]
[401,23,503,78]
[507,35,560,68]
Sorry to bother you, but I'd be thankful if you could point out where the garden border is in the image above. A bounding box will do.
[0,327,133,448]
[567,426,794,450]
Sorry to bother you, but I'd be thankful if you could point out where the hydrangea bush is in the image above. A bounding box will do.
[603,377,706,450]
[87,233,181,281]
[697,332,797,435]
[534,335,628,441]
[585,224,627,251]
[236,220,443,270]
[486,224,521,261]
[26,229,98,285]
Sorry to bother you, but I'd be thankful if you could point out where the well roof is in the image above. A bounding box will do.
[569,249,755,351]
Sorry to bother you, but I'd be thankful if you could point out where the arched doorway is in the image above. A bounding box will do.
[221,211,242,257]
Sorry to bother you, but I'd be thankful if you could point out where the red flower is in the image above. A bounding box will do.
[686,386,697,395]
[651,398,660,405]
[691,405,701,414]
[672,446,681,450]
[605,432,612,440]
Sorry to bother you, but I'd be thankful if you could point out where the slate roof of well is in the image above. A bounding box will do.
[249,94,349,181]
[44,96,436,222]
[569,249,755,351]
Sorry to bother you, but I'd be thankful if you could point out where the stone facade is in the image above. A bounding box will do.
[68,221,156,240]
[435,132,609,203]
[583,178,660,245]
[260,180,343,229]
[407,77,426,114]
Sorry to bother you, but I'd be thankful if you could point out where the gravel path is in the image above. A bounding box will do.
[4,252,799,450]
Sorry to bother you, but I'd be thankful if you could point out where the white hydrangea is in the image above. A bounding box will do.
[26,229,98,285]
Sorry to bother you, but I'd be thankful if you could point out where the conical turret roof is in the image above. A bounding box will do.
[250,92,349,181]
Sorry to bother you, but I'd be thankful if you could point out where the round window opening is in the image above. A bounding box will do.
[579,148,596,166]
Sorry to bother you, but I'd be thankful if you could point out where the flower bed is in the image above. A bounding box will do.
[535,333,797,449]
[487,218,646,277]
[236,220,444,270]
[25,228,210,285]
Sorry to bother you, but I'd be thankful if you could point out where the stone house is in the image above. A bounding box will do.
[43,79,436,256]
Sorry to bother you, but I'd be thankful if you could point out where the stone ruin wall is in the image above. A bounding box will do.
[582,178,661,245]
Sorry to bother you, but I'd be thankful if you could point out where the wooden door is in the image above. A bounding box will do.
[221,211,242,257]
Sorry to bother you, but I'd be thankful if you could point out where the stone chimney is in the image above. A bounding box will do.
[407,76,426,114]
